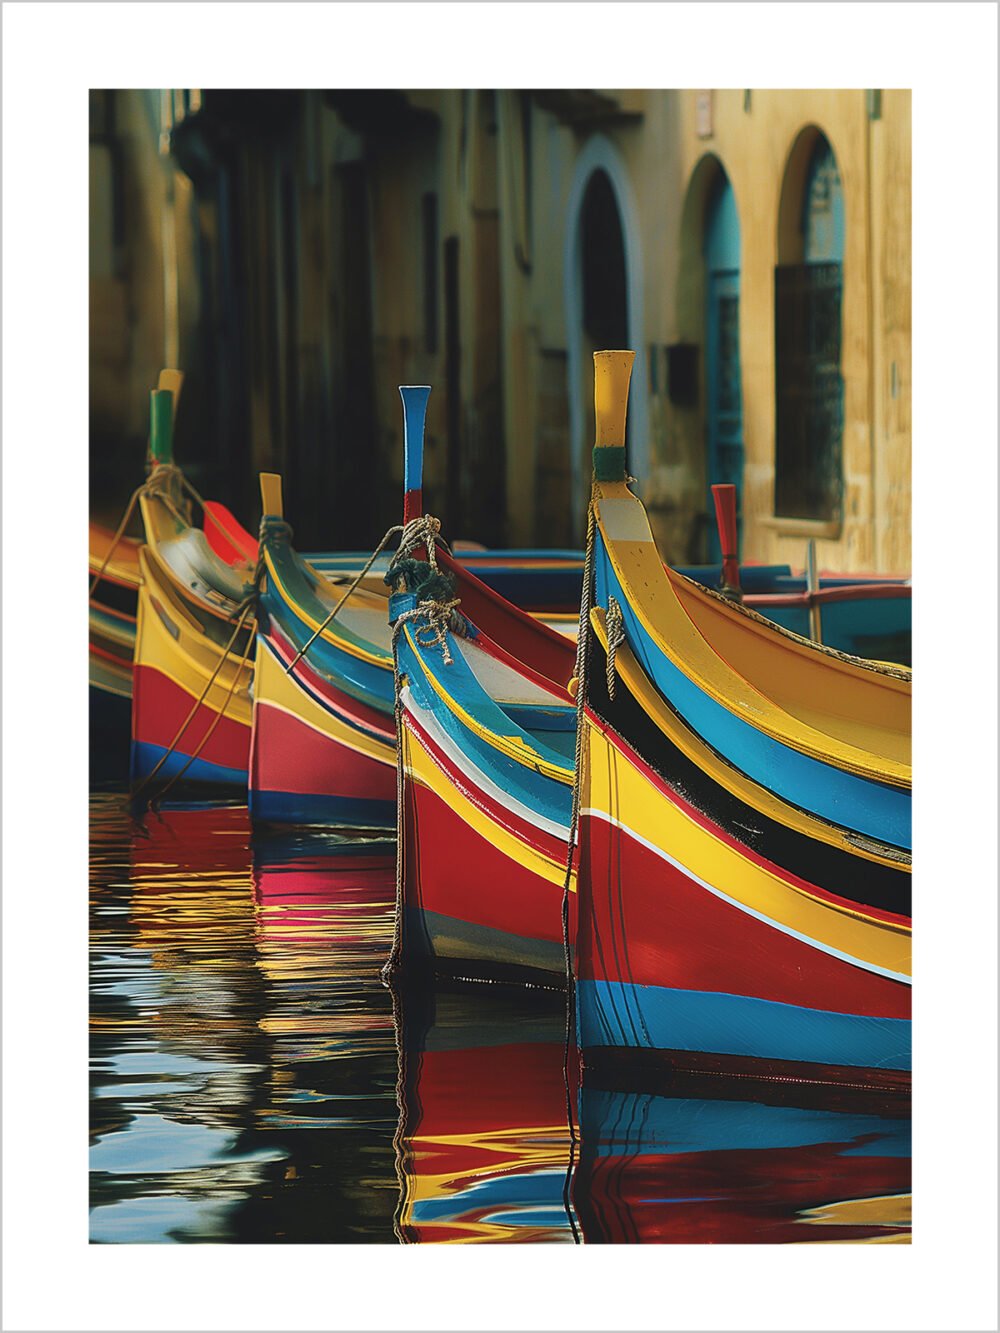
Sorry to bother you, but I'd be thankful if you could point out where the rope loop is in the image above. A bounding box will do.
[605,595,625,701]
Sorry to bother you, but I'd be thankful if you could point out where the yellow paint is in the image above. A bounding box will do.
[407,626,574,787]
[585,721,910,978]
[595,481,910,785]
[263,548,392,671]
[397,1123,569,1244]
[253,633,394,768]
[594,349,635,448]
[798,1192,911,1230]
[591,609,907,874]
[402,723,571,891]
[259,471,283,519]
[135,547,252,726]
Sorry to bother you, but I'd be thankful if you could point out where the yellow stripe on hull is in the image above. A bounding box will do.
[253,635,394,768]
[263,547,392,670]
[585,721,910,978]
[404,627,573,787]
[591,609,908,873]
[594,482,910,783]
[402,723,570,890]
[136,549,252,726]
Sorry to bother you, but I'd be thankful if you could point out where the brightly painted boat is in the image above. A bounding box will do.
[393,986,575,1243]
[381,387,582,983]
[574,1076,910,1243]
[251,387,577,844]
[574,351,911,1087]
[131,388,258,794]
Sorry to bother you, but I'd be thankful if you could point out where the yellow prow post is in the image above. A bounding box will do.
[593,350,635,481]
[260,472,284,520]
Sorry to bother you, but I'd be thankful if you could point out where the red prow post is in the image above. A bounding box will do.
[711,483,742,602]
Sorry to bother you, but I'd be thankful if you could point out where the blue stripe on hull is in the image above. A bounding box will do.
[578,980,911,1072]
[249,788,395,830]
[595,535,911,850]
[129,740,247,790]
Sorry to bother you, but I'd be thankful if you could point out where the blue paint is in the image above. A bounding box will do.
[578,979,911,1071]
[398,629,574,830]
[703,172,743,562]
[580,1085,911,1159]
[129,741,247,790]
[400,385,431,497]
[594,536,911,850]
[248,788,395,830]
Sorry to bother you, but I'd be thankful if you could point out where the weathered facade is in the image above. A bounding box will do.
[91,88,910,570]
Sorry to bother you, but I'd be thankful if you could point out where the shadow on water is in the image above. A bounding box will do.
[90,793,910,1243]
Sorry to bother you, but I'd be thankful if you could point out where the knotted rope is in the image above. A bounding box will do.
[605,595,625,701]
[285,514,450,673]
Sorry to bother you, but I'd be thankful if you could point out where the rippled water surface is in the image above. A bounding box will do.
[90,793,911,1244]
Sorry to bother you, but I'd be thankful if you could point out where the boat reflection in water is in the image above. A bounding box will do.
[393,987,578,1243]
[90,796,399,1243]
[90,796,911,1244]
[573,1074,911,1244]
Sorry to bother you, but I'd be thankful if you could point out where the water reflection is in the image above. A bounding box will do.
[393,987,577,1243]
[573,1079,911,1244]
[90,795,399,1242]
[90,796,911,1243]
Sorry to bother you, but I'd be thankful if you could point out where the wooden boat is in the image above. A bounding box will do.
[574,351,911,1087]
[375,389,582,982]
[90,523,140,770]
[573,1078,910,1243]
[251,387,576,845]
[131,389,258,794]
[394,987,574,1243]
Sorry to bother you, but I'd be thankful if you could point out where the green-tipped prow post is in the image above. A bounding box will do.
[260,472,284,520]
[149,389,174,468]
[593,350,635,482]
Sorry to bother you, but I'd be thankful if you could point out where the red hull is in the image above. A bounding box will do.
[250,700,395,806]
[132,663,251,774]
[577,812,909,1021]
[403,757,575,981]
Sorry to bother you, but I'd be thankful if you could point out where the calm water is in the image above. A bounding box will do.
[89,792,911,1244]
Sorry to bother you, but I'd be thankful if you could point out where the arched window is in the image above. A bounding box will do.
[775,132,845,522]
[703,169,743,559]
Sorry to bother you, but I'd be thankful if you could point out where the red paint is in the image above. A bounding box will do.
[585,708,911,929]
[202,501,260,565]
[577,811,910,1019]
[266,625,396,745]
[405,710,568,866]
[711,483,741,595]
[132,663,250,773]
[250,700,396,803]
[403,765,574,951]
[403,487,423,525]
[576,1142,910,1244]
[439,548,575,692]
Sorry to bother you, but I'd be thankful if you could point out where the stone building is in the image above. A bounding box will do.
[90,88,910,571]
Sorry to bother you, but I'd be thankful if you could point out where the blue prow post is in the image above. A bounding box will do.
[400,385,431,526]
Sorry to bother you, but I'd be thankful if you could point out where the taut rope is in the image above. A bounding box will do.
[285,514,449,673]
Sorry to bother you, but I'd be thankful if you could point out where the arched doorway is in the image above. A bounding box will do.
[564,137,646,536]
[703,170,743,561]
[580,169,628,479]
[775,129,845,522]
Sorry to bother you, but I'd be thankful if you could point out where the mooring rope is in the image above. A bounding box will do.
[129,562,262,805]
[285,514,448,674]
[381,588,469,986]
[555,497,599,1246]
